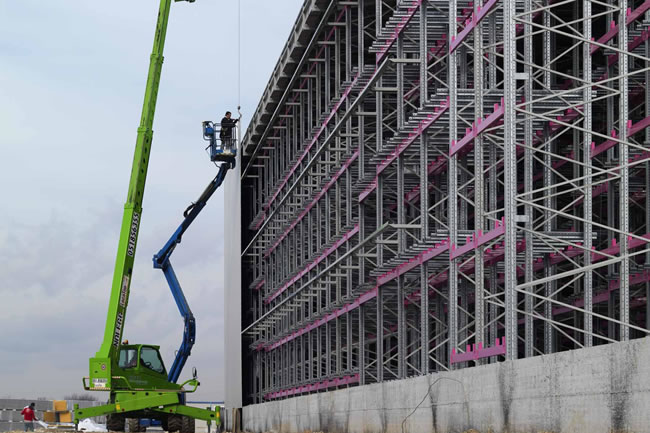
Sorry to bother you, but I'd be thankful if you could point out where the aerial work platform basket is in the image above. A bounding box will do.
[203,121,237,162]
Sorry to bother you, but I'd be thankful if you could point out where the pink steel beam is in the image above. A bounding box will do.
[376,1,423,63]
[264,373,360,400]
[591,117,650,158]
[592,233,650,262]
[503,232,650,282]
[404,99,532,205]
[610,269,650,290]
[264,73,361,214]
[402,155,448,204]
[377,98,450,174]
[408,85,631,210]
[607,27,650,67]
[359,178,378,202]
[266,151,360,257]
[265,224,360,304]
[575,164,648,207]
[266,286,378,350]
[404,222,509,306]
[449,0,500,53]
[450,337,506,364]
[430,239,527,288]
[359,98,449,202]
[377,240,450,286]
[511,88,644,199]
[262,229,454,351]
[402,238,526,308]
[254,279,265,291]
[253,9,350,230]
[419,263,650,323]
[413,262,649,328]
[549,275,650,317]
[413,252,650,323]
[590,0,650,55]
[449,99,504,157]
[450,218,506,260]
[403,36,449,101]
[496,0,560,54]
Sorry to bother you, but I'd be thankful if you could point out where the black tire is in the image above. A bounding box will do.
[126,419,140,432]
[161,417,169,432]
[107,414,125,432]
[167,415,182,433]
[181,416,195,433]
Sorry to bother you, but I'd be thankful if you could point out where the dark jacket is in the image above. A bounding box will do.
[220,117,238,139]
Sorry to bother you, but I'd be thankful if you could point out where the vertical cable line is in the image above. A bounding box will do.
[237,0,241,108]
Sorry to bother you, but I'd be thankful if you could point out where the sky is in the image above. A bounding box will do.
[0,0,303,401]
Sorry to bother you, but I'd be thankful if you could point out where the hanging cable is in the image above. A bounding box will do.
[237,0,241,110]
[236,0,242,155]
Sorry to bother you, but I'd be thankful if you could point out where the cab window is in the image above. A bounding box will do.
[140,347,165,374]
[118,349,138,369]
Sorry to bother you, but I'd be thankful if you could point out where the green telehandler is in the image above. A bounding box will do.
[73,0,222,431]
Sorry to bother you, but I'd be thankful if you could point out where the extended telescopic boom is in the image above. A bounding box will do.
[89,0,194,389]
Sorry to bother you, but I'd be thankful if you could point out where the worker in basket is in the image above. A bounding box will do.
[219,110,239,155]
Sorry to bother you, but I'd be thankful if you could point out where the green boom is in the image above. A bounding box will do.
[92,0,173,375]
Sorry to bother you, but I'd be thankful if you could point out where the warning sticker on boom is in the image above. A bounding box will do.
[119,275,129,308]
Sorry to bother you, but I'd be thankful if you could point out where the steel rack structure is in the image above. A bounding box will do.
[238,0,650,404]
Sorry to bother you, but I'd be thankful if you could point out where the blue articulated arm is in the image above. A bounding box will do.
[153,161,232,383]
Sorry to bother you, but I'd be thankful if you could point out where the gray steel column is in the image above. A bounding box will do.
[619,0,630,341]
[376,287,384,381]
[347,310,353,371]
[325,46,331,107]
[398,277,406,378]
[335,15,341,96]
[358,0,365,70]
[317,327,323,378]
[606,0,616,342]
[474,0,486,358]
[522,0,534,359]
[583,0,594,347]
[419,1,429,371]
[419,2,429,239]
[359,306,366,384]
[448,0,459,366]
[308,327,313,381]
[543,0,555,355]
[488,8,498,358]
[646,32,650,331]
[504,0,518,360]
[336,317,343,374]
[420,3,428,103]
[397,32,406,254]
[420,263,429,373]
[397,34,405,128]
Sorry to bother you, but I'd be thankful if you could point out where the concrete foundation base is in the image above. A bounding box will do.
[243,337,650,433]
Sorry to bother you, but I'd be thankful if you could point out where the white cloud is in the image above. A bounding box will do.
[0,0,303,401]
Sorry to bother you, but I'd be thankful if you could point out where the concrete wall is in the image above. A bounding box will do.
[224,139,242,410]
[243,337,650,433]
